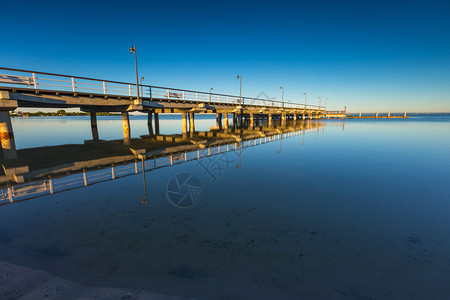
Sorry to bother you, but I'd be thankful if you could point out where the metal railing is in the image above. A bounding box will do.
[0,128,320,205]
[0,67,324,111]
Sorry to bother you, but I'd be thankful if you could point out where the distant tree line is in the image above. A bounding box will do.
[10,110,120,117]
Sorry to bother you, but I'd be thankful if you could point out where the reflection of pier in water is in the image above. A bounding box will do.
[0,120,342,205]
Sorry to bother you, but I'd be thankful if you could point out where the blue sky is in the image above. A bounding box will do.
[1,0,449,112]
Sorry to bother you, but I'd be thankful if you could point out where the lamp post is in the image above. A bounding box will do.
[280,87,284,108]
[303,92,307,108]
[236,75,242,105]
[140,76,144,97]
[209,87,213,102]
[129,45,140,102]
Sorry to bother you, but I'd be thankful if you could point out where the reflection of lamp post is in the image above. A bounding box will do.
[141,158,148,205]
[236,142,242,168]
[209,87,213,102]
[236,75,242,105]
[140,76,144,97]
[129,45,140,101]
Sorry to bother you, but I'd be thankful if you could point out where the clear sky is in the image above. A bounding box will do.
[1,0,449,112]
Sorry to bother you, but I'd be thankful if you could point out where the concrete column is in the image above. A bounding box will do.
[281,113,287,127]
[404,112,407,118]
[268,114,273,127]
[224,113,229,129]
[189,112,195,138]
[249,114,254,127]
[388,112,390,119]
[359,112,362,118]
[154,113,160,135]
[0,111,17,160]
[121,111,131,145]
[216,113,222,129]
[293,114,297,125]
[376,112,378,119]
[302,114,305,120]
[147,111,154,136]
[182,112,188,139]
[308,111,311,119]
[90,112,99,141]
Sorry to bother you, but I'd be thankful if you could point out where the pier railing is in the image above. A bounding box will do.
[0,67,324,111]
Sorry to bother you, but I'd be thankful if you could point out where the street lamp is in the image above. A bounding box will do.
[280,87,284,108]
[236,75,242,105]
[140,76,144,97]
[129,45,140,101]
[303,92,307,107]
[209,87,213,102]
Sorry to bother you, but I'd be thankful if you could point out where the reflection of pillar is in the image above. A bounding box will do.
[189,112,195,138]
[268,114,273,128]
[90,112,99,141]
[182,112,188,139]
[217,113,222,129]
[224,113,229,129]
[0,111,17,160]
[147,111,154,136]
[154,113,160,135]
[121,111,131,145]
[250,114,254,127]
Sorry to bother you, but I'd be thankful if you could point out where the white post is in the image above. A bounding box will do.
[71,77,76,92]
[83,170,88,186]
[103,81,107,94]
[135,160,138,173]
[32,73,37,89]
[128,84,132,96]
[182,91,185,100]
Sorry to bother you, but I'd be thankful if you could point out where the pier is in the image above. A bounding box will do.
[0,67,346,161]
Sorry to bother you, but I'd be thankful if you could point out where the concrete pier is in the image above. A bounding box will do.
[0,111,17,160]
[189,112,195,138]
[376,112,378,119]
[250,114,254,127]
[281,113,287,126]
[154,113,160,135]
[121,112,131,145]
[182,112,188,139]
[147,111,154,136]
[90,112,99,141]
[224,113,229,129]
[268,114,273,127]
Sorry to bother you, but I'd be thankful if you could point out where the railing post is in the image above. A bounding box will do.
[149,86,152,98]
[167,89,170,99]
[83,169,88,186]
[128,85,132,96]
[32,73,38,89]
[71,77,76,92]
[196,93,198,101]
[182,91,185,100]
[103,81,107,94]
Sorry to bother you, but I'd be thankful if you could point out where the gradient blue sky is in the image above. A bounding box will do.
[1,0,449,112]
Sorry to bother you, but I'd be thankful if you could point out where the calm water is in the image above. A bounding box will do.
[1,115,450,299]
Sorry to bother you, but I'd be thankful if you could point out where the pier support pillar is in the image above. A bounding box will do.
[189,112,195,138]
[182,112,188,139]
[216,113,222,129]
[0,111,17,160]
[308,111,311,119]
[90,112,99,141]
[302,114,305,120]
[224,113,229,129]
[404,112,407,118]
[121,111,131,145]
[268,114,273,128]
[281,113,287,127]
[154,113,160,135]
[250,114,254,127]
[376,112,378,119]
[147,111,154,136]
[359,112,362,119]
[388,112,391,119]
